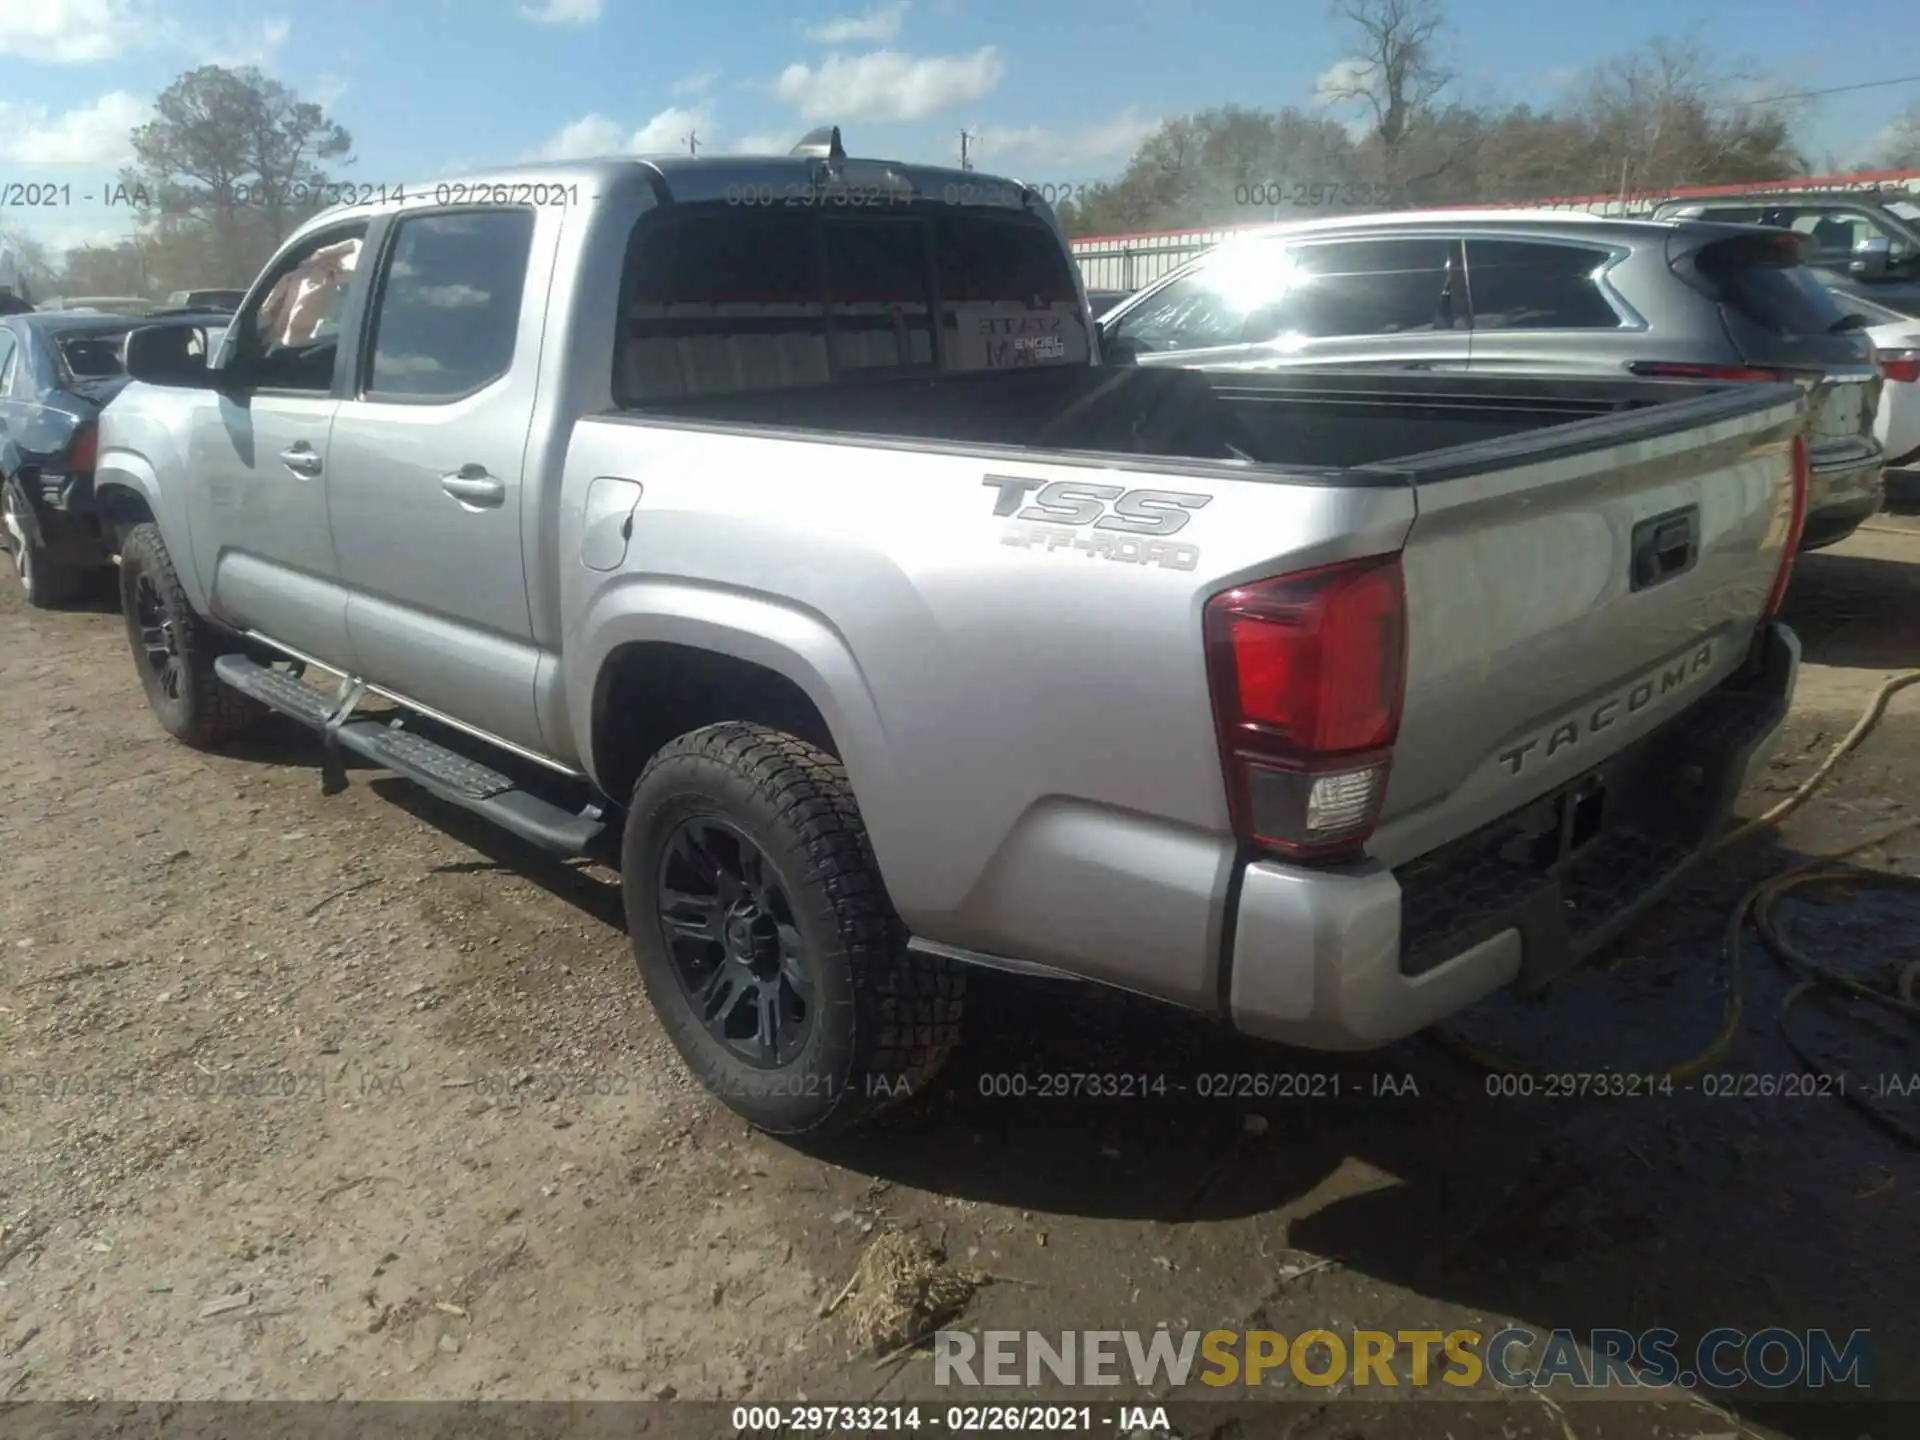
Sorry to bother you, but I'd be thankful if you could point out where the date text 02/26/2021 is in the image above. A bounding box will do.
[730,1403,1169,1434]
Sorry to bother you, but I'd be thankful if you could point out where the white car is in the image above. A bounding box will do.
[1840,291,1920,470]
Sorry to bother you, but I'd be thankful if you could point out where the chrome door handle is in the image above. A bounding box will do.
[440,466,505,507]
[279,446,322,477]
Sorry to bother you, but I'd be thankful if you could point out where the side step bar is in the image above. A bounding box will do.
[213,654,605,857]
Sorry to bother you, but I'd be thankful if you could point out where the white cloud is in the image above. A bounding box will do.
[672,71,717,97]
[311,73,351,110]
[731,133,792,154]
[519,0,602,22]
[971,110,1159,172]
[1314,57,1374,107]
[200,16,291,68]
[532,105,712,160]
[805,2,907,44]
[773,46,1002,122]
[0,92,149,166]
[0,0,152,61]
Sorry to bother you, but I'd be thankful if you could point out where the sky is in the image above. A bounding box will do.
[0,0,1917,256]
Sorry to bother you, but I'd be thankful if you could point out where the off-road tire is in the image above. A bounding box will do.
[118,522,267,748]
[623,722,964,1135]
[3,475,82,609]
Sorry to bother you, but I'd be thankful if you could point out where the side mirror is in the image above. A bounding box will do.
[1851,236,1892,281]
[1100,327,1143,365]
[124,324,215,387]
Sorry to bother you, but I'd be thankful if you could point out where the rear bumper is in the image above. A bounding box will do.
[1225,622,1799,1049]
[1800,455,1884,550]
[14,469,109,567]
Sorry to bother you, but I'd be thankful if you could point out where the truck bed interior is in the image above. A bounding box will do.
[618,365,1739,474]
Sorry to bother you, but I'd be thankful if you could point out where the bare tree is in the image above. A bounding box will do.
[1873,103,1920,169]
[1320,0,1454,180]
[1577,36,1802,199]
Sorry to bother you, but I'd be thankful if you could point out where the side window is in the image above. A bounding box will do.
[1464,240,1623,330]
[1786,209,1900,264]
[365,210,536,400]
[1275,238,1455,339]
[1105,242,1291,354]
[823,217,934,372]
[617,208,825,403]
[0,333,17,395]
[241,224,369,391]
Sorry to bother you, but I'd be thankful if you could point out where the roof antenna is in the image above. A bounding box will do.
[790,125,845,161]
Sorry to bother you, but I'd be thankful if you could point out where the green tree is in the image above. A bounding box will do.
[121,65,353,287]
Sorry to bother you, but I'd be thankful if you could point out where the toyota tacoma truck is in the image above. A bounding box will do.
[98,134,1807,1134]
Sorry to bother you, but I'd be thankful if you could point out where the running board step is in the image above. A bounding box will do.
[213,655,337,727]
[213,653,604,857]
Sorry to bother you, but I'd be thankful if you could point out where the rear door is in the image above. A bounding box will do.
[1460,236,1650,374]
[326,205,552,754]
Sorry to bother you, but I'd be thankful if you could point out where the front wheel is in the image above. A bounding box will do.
[118,523,266,748]
[622,722,964,1134]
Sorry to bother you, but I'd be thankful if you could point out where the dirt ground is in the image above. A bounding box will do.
[2,512,1917,1440]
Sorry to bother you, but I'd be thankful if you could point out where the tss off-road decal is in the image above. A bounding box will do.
[983,476,1211,571]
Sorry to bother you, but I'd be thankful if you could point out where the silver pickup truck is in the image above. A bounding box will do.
[99,138,1808,1134]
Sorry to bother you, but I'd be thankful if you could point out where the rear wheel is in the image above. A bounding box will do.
[118,522,266,747]
[622,722,964,1134]
[3,476,82,609]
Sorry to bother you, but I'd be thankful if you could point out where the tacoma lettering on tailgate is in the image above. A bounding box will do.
[1497,641,1716,776]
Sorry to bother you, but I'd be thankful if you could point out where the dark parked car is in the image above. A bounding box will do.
[1098,210,1885,549]
[1085,287,1131,317]
[1651,193,1920,318]
[0,310,227,607]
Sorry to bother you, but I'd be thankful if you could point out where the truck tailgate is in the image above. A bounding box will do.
[1364,382,1805,867]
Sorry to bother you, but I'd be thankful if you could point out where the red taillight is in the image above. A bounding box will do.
[1877,347,1920,384]
[1628,361,1789,383]
[1765,435,1809,617]
[1204,553,1408,860]
[68,424,98,471]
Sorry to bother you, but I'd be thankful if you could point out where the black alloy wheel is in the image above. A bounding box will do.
[656,816,814,1067]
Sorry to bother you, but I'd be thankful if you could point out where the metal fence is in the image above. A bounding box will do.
[1070,170,1920,292]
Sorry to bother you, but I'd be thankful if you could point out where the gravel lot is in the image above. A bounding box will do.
[1,515,1916,1439]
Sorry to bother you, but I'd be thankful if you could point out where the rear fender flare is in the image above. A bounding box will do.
[569,576,896,817]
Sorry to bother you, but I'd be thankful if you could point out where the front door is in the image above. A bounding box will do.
[325,206,551,752]
[185,222,370,664]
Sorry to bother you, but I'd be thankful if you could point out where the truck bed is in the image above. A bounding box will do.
[621,364,1749,475]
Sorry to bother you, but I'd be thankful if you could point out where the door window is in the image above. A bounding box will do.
[1785,208,1906,265]
[1464,240,1623,329]
[240,225,369,392]
[1104,242,1293,355]
[365,210,536,400]
[1106,236,1453,354]
[0,332,17,395]
[1264,238,1455,340]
